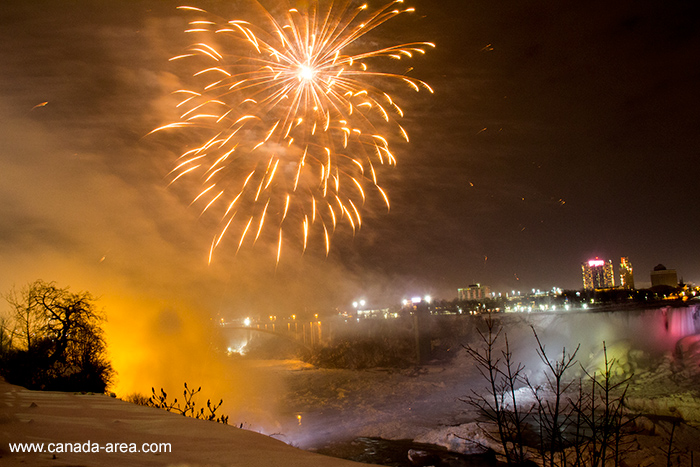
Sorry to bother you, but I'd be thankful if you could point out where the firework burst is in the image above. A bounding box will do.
[152,0,433,264]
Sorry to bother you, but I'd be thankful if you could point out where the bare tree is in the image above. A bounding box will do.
[577,343,634,467]
[3,282,46,351]
[462,314,529,465]
[2,280,113,392]
[464,322,636,467]
[527,328,579,467]
[0,316,13,358]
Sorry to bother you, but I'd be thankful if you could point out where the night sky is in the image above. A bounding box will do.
[1,0,699,317]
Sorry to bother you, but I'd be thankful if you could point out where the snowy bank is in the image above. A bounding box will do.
[0,379,371,466]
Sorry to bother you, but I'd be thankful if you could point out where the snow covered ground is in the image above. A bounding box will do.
[0,378,369,466]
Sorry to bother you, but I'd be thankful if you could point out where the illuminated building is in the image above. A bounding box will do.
[619,257,635,289]
[581,258,615,290]
[650,264,678,288]
[458,283,491,301]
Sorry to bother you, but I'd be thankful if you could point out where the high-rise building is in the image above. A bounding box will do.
[619,257,634,289]
[581,258,615,290]
[650,264,678,288]
[458,283,491,301]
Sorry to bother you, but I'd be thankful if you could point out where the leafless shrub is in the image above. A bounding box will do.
[147,382,229,425]
[463,315,636,466]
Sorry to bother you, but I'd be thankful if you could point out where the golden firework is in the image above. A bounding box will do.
[152,0,433,263]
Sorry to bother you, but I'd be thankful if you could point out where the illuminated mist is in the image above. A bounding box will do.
[0,0,431,430]
[0,102,375,429]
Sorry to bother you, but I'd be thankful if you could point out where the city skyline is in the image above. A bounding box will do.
[1,0,699,315]
[459,255,687,299]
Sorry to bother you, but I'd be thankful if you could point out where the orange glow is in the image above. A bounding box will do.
[102,293,283,428]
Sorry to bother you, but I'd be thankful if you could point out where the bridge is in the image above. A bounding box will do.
[222,322,324,350]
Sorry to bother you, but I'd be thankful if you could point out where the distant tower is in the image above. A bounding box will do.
[619,257,635,289]
[581,258,615,290]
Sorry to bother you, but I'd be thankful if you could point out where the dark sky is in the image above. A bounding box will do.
[1,0,699,318]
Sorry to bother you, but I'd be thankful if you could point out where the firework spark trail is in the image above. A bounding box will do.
[152,0,433,264]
